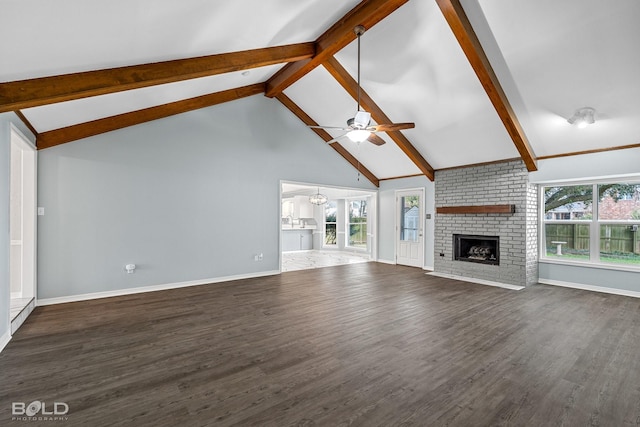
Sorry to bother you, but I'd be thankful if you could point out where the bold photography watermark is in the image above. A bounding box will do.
[11,401,70,422]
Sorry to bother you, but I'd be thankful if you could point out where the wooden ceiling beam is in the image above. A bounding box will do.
[275,93,380,187]
[265,0,408,97]
[37,83,265,149]
[15,110,39,138]
[323,57,435,181]
[436,0,537,171]
[0,43,314,112]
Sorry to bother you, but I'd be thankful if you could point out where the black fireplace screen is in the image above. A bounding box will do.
[453,234,499,265]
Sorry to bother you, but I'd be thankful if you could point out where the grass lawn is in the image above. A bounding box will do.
[546,250,640,266]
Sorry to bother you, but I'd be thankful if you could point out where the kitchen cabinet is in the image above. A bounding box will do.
[295,196,313,219]
[282,229,313,251]
[283,196,314,219]
[300,231,312,250]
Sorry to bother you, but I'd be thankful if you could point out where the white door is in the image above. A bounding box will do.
[396,189,424,268]
[9,126,37,303]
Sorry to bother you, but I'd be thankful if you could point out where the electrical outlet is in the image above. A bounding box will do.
[254,253,264,261]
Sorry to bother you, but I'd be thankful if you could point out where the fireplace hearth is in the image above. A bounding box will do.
[453,234,499,265]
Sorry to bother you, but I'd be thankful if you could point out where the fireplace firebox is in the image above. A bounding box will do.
[453,234,499,265]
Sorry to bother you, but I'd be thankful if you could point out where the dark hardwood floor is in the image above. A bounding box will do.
[2,263,640,426]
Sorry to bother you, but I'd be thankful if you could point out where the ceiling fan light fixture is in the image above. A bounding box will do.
[304,25,414,147]
[309,188,328,205]
[346,129,371,143]
[353,111,371,128]
[567,107,596,128]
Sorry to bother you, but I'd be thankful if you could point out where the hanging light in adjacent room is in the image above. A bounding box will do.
[567,107,596,128]
[309,187,328,205]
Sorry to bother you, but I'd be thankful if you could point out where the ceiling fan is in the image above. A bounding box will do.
[309,25,415,146]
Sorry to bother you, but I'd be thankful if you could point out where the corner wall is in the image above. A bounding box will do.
[36,95,376,301]
[378,175,435,269]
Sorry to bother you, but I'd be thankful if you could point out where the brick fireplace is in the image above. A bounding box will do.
[434,160,538,287]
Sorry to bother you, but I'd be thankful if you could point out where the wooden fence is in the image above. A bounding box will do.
[545,224,640,254]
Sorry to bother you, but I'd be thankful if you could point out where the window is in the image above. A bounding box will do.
[348,199,368,249]
[400,195,420,241]
[324,201,337,246]
[598,183,640,265]
[542,182,640,267]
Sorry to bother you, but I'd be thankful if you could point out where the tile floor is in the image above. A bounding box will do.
[282,250,371,272]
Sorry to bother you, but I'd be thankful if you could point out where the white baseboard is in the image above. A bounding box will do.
[37,270,280,306]
[538,278,640,299]
[427,271,524,291]
[376,259,396,265]
[0,329,11,353]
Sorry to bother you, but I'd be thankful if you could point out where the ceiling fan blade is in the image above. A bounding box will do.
[370,122,415,132]
[308,125,350,131]
[367,133,386,146]
[325,133,348,144]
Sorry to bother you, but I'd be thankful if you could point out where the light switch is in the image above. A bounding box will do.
[37,207,45,216]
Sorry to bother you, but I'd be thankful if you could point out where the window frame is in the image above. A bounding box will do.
[540,180,640,271]
[323,200,337,247]
[346,197,369,251]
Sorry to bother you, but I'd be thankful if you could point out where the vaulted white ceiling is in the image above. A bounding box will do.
[1,0,638,183]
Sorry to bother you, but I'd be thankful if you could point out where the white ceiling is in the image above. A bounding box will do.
[2,0,639,180]
[478,0,640,158]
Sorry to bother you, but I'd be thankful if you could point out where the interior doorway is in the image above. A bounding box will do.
[396,189,424,268]
[9,125,37,332]
[280,181,377,272]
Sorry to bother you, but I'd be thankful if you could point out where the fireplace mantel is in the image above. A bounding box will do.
[436,204,515,214]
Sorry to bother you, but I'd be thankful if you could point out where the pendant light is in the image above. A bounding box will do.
[309,187,328,205]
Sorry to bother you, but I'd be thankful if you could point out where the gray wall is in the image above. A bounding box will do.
[531,150,640,292]
[378,175,435,269]
[0,113,36,344]
[530,147,640,183]
[539,263,640,294]
[37,95,375,300]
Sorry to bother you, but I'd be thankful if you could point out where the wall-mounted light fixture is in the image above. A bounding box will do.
[567,107,596,128]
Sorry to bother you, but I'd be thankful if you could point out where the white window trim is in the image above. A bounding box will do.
[345,196,369,252]
[323,200,337,248]
[539,182,640,271]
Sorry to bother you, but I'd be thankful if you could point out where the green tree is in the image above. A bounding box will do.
[404,196,419,209]
[545,184,639,212]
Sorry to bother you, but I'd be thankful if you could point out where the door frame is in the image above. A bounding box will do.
[279,180,378,272]
[395,188,425,268]
[9,123,37,306]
